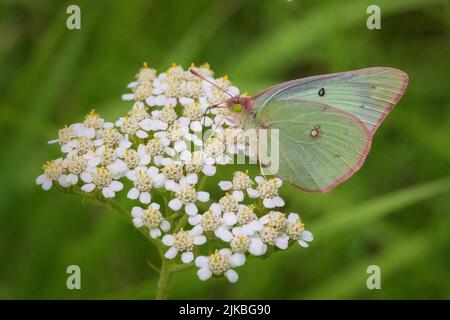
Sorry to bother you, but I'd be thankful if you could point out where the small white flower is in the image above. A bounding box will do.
[248,236,267,256]
[93,127,123,147]
[161,225,206,263]
[168,177,209,216]
[189,203,233,242]
[127,81,154,101]
[73,110,113,139]
[151,104,178,126]
[249,176,285,208]
[116,116,149,139]
[194,248,244,283]
[160,158,185,188]
[180,150,216,177]
[227,227,265,257]
[179,97,213,132]
[36,158,65,190]
[117,144,151,170]
[48,126,76,150]
[126,166,165,204]
[218,193,240,213]
[151,73,168,97]
[59,155,89,186]
[129,100,149,116]
[233,204,263,235]
[143,138,172,166]
[219,170,253,201]
[258,226,289,250]
[286,213,313,248]
[131,203,170,239]
[87,145,128,178]
[203,134,229,165]
[81,167,123,198]
[154,118,191,153]
[259,211,290,249]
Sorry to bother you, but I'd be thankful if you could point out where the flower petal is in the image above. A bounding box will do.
[218,181,233,190]
[131,206,143,218]
[102,187,115,198]
[247,188,259,198]
[302,230,314,242]
[162,234,175,246]
[181,251,194,264]
[193,235,206,245]
[222,212,237,227]
[188,214,202,226]
[132,218,144,228]
[127,187,140,200]
[195,256,209,268]
[249,238,267,256]
[273,196,285,207]
[197,191,210,202]
[160,220,171,232]
[149,228,162,239]
[263,198,275,208]
[230,253,246,267]
[287,213,300,223]
[224,269,239,283]
[109,180,123,192]
[232,190,244,202]
[185,203,198,216]
[81,183,96,193]
[168,198,183,211]
[197,267,212,281]
[164,247,178,259]
[139,191,151,204]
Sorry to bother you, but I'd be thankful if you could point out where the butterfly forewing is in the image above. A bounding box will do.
[256,100,371,192]
[253,67,408,134]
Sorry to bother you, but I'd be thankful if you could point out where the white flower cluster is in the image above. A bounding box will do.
[36,63,313,284]
[187,172,313,283]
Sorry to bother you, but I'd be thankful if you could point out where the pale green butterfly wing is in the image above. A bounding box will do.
[254,99,371,192]
[253,67,408,134]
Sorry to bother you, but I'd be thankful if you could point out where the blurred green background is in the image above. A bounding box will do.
[1,0,450,299]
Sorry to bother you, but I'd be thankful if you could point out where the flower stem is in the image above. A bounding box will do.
[155,259,173,300]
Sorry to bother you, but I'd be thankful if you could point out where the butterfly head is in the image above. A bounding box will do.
[189,68,255,116]
[224,96,254,115]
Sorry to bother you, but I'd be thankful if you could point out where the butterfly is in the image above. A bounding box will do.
[190,67,408,192]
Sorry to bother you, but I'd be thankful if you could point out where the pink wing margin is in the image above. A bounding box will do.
[367,68,409,135]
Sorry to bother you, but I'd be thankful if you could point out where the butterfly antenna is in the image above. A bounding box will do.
[190,69,235,137]
[189,69,234,99]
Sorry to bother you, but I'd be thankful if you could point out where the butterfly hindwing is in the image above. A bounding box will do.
[255,99,371,192]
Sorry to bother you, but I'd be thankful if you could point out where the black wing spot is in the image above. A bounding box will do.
[318,87,325,97]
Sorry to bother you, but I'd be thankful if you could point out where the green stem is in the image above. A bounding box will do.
[155,260,173,300]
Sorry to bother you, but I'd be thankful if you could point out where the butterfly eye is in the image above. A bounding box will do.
[318,88,325,97]
[232,104,242,112]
